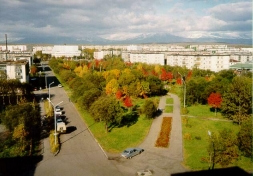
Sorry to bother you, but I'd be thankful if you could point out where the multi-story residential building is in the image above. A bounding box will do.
[94,51,112,60]
[47,45,81,58]
[0,59,29,83]
[166,53,230,72]
[129,53,165,65]
[0,45,28,52]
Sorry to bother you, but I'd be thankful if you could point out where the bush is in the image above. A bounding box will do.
[155,117,172,148]
[184,133,191,140]
[181,107,189,115]
[49,131,60,154]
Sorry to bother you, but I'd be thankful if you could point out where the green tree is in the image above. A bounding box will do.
[221,76,252,124]
[89,95,123,133]
[237,118,252,158]
[142,99,157,119]
[208,129,239,169]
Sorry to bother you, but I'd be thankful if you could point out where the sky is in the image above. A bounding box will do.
[0,0,252,43]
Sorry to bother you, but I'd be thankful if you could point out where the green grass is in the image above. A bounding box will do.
[182,116,252,172]
[77,104,153,153]
[186,104,223,118]
[166,98,174,104]
[165,105,173,113]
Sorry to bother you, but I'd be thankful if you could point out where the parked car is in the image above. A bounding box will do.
[121,148,144,159]
[55,106,61,111]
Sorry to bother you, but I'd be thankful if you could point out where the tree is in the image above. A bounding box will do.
[207,92,222,116]
[123,96,133,109]
[237,118,252,158]
[142,99,157,119]
[105,79,119,95]
[89,96,123,133]
[208,129,239,169]
[221,76,252,124]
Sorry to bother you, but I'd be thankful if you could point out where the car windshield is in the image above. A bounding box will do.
[124,150,130,154]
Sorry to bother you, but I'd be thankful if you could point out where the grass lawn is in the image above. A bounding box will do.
[182,104,253,172]
[165,105,173,113]
[78,106,153,153]
[186,104,223,118]
[166,98,174,104]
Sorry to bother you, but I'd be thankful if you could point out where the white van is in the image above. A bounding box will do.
[55,111,62,115]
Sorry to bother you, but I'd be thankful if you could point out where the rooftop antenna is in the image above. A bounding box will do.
[5,34,7,60]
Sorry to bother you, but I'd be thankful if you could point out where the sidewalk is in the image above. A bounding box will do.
[37,92,55,165]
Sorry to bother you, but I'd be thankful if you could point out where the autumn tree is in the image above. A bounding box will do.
[123,96,133,109]
[237,118,252,158]
[207,92,222,116]
[221,76,252,124]
[105,79,119,95]
[89,96,123,133]
[208,129,239,169]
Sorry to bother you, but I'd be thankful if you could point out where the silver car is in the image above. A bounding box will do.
[121,148,144,159]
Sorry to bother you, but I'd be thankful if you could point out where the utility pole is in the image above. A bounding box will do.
[5,34,7,61]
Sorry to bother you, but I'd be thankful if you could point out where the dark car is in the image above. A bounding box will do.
[121,148,144,159]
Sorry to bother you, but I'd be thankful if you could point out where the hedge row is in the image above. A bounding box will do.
[155,117,172,148]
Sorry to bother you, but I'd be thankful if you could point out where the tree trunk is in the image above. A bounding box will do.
[105,121,108,133]
[215,107,217,116]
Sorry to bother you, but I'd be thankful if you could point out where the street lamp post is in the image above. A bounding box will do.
[47,98,63,145]
[208,130,215,170]
[48,82,54,100]
[45,73,47,89]
[178,72,186,108]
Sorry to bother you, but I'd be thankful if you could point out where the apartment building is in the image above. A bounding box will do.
[166,53,230,72]
[129,53,165,65]
[0,45,27,52]
[0,60,29,83]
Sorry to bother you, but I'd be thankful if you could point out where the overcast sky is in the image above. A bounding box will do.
[0,0,252,42]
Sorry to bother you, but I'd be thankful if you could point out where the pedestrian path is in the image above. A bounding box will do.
[139,93,184,161]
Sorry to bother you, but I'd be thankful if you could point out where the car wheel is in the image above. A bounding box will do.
[139,151,142,154]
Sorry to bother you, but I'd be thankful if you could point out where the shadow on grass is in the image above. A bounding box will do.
[108,110,139,132]
[171,166,251,176]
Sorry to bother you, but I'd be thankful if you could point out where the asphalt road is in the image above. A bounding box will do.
[34,65,187,176]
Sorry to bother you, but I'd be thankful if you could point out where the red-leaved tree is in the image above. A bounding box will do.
[116,90,123,99]
[208,92,222,116]
[124,96,133,109]
[160,68,168,81]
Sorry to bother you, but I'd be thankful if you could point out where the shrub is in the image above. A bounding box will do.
[184,133,191,140]
[49,131,60,154]
[155,117,172,148]
[181,107,189,115]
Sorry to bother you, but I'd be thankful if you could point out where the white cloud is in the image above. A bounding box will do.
[0,0,251,42]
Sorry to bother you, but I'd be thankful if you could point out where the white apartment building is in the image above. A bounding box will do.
[166,53,230,72]
[50,45,81,58]
[32,46,53,55]
[93,51,112,60]
[0,60,29,83]
[0,45,27,52]
[127,45,142,51]
[129,53,165,65]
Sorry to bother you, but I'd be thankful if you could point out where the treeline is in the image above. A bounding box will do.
[0,79,41,157]
[0,79,34,108]
[49,57,252,124]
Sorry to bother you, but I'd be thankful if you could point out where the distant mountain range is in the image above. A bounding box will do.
[7,33,253,45]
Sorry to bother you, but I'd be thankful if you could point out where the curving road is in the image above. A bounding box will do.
[34,66,187,176]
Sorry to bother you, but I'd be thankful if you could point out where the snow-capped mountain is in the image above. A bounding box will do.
[10,32,252,45]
